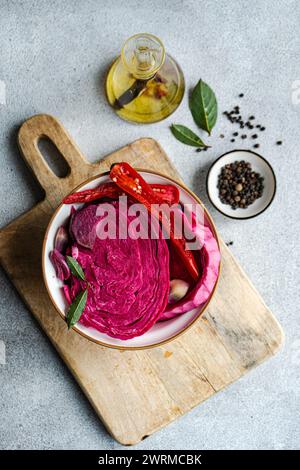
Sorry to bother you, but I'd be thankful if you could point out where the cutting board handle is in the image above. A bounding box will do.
[18,114,91,206]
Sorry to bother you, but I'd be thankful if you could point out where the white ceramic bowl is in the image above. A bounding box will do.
[207,150,276,219]
[43,170,220,350]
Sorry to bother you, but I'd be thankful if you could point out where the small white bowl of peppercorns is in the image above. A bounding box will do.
[206,150,276,219]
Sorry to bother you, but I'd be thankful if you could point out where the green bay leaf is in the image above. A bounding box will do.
[66,289,88,329]
[190,79,218,135]
[170,124,209,147]
[66,255,85,281]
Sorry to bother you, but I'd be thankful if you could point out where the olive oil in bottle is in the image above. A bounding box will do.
[106,33,185,124]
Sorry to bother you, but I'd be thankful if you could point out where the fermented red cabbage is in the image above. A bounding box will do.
[68,201,170,339]
[160,210,220,321]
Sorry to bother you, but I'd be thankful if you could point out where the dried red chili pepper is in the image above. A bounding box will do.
[110,162,199,281]
[63,183,119,204]
[63,182,179,206]
[149,183,179,205]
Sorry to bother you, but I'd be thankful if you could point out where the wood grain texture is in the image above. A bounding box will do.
[0,114,284,445]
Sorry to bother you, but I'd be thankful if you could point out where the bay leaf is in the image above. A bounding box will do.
[190,79,218,135]
[66,256,85,281]
[66,289,88,329]
[171,124,209,147]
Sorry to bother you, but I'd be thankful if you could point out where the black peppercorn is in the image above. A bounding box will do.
[217,160,264,210]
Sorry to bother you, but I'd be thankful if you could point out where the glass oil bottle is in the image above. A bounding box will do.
[106,33,185,124]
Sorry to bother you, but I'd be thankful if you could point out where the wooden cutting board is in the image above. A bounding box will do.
[0,114,284,445]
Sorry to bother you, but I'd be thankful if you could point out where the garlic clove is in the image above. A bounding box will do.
[168,279,190,304]
[50,249,70,281]
[54,226,69,253]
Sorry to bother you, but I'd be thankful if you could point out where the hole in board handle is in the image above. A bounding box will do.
[37,137,70,178]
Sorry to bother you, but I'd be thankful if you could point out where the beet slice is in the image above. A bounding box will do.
[70,204,101,249]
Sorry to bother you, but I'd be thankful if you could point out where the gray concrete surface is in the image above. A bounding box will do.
[0,0,299,450]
